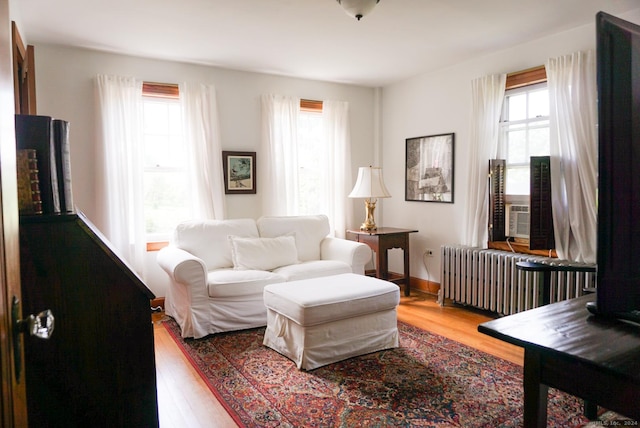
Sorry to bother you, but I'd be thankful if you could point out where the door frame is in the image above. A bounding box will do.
[0,0,28,425]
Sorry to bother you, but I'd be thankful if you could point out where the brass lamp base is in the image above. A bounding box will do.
[359,199,378,231]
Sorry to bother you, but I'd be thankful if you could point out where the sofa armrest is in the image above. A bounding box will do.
[320,237,372,274]
[157,246,207,287]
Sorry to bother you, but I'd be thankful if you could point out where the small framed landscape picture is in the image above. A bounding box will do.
[405,133,454,203]
[222,151,256,194]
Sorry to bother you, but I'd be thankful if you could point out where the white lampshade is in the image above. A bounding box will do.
[336,0,380,21]
[349,166,391,199]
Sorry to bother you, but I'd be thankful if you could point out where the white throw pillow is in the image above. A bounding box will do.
[257,215,330,261]
[228,235,299,271]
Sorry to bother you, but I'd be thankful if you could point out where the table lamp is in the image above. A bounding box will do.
[348,166,391,231]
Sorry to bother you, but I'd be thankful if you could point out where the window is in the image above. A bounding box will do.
[499,82,550,196]
[262,95,349,236]
[488,66,556,255]
[297,105,324,215]
[142,84,190,241]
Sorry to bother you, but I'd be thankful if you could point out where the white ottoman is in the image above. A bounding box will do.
[262,273,400,370]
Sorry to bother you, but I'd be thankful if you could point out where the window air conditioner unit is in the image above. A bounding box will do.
[505,204,530,239]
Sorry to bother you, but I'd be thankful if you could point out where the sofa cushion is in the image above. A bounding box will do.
[228,235,299,271]
[173,219,258,270]
[257,215,330,262]
[272,260,351,282]
[207,269,286,298]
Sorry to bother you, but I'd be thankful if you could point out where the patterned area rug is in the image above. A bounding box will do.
[163,318,609,427]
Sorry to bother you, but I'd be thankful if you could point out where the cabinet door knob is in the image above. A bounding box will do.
[16,309,55,339]
[11,296,55,383]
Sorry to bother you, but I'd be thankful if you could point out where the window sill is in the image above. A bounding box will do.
[147,241,169,252]
[488,241,557,258]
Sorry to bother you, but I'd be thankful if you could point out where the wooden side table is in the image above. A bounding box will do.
[346,227,418,296]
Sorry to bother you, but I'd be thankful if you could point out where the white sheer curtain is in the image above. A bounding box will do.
[180,82,226,219]
[321,100,352,238]
[261,94,300,216]
[546,51,598,263]
[95,74,146,275]
[260,95,352,237]
[463,74,507,247]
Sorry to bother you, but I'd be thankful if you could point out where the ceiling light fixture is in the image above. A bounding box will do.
[336,0,380,21]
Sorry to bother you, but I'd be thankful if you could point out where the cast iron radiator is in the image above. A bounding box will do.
[438,245,596,316]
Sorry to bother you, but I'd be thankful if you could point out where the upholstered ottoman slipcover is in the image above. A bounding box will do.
[262,273,400,370]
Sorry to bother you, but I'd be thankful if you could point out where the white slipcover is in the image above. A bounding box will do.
[157,215,372,338]
[263,273,400,370]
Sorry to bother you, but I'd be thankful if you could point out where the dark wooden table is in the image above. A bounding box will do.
[346,227,418,296]
[479,294,640,427]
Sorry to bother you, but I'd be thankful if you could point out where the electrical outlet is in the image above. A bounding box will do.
[425,249,435,257]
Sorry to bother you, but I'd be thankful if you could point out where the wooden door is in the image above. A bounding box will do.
[0,0,29,426]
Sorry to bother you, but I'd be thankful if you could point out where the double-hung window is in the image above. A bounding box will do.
[499,82,550,199]
[297,100,324,215]
[262,95,349,236]
[142,84,190,242]
[490,67,556,253]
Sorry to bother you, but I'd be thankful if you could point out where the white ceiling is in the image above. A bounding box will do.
[15,0,640,87]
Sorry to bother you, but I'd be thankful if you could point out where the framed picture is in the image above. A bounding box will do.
[222,151,256,194]
[405,133,454,203]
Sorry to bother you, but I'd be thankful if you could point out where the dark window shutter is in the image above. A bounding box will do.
[488,159,506,242]
[529,156,555,250]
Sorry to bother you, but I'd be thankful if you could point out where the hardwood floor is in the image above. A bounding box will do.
[152,291,524,427]
[154,316,239,428]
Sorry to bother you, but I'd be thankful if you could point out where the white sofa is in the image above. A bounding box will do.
[157,215,372,338]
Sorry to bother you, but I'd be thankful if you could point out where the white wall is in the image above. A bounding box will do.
[27,8,640,297]
[32,45,378,297]
[380,8,640,284]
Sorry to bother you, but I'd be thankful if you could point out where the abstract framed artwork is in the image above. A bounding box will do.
[222,151,256,194]
[405,133,454,203]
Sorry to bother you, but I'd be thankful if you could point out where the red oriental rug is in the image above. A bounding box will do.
[163,317,610,427]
